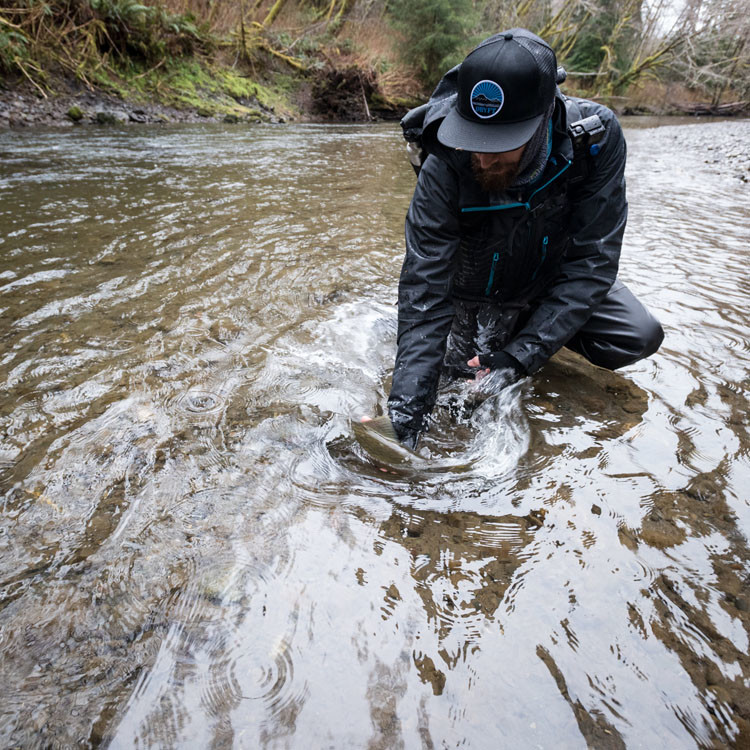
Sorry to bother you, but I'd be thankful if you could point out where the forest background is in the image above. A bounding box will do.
[0,0,748,122]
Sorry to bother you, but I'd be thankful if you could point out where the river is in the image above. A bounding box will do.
[1,118,749,748]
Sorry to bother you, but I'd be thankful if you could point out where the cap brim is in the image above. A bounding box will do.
[437,107,544,153]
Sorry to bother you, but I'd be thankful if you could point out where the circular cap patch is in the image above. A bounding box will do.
[470,80,504,119]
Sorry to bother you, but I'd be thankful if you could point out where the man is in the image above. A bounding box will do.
[387,28,664,448]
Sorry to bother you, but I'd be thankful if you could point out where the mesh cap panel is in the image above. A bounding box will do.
[514,34,557,81]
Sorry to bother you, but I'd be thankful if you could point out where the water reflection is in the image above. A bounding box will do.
[1,120,749,748]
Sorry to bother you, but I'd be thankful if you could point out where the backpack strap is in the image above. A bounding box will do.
[400,103,429,175]
[566,101,606,184]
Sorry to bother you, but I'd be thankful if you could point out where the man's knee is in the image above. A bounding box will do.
[568,283,664,370]
[636,313,665,360]
[608,311,664,367]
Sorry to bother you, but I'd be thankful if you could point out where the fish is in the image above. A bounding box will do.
[353,416,475,474]
[353,416,428,470]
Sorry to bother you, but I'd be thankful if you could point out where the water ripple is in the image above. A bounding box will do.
[1,120,749,749]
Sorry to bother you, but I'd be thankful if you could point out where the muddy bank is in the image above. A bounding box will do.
[0,76,287,129]
[0,61,405,130]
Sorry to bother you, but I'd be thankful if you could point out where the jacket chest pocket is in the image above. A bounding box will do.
[536,193,571,245]
[455,209,525,301]
[527,193,572,281]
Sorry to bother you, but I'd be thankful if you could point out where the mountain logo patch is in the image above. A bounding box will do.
[470,80,504,119]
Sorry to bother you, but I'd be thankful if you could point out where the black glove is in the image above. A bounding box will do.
[476,351,525,376]
[472,351,526,396]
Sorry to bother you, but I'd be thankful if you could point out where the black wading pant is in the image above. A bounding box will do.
[443,280,664,377]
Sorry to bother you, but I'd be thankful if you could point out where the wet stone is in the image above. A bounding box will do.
[639,518,686,549]
[95,111,125,125]
[709,685,732,705]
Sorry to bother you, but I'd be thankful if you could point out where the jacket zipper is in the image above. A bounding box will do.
[485,252,500,296]
[532,235,549,280]
[461,159,572,214]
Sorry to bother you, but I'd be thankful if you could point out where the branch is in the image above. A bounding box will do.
[610,36,684,92]
[0,14,24,28]
[257,39,307,69]
[261,0,286,27]
[12,56,47,98]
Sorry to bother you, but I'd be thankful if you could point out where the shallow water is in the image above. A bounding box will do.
[1,119,749,748]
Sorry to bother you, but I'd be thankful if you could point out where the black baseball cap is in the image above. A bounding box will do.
[438,29,557,153]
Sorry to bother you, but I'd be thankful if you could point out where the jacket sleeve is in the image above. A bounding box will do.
[504,108,627,374]
[387,155,461,443]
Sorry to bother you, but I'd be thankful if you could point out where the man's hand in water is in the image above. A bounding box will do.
[467,351,526,389]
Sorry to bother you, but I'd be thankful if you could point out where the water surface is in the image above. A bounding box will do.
[1,119,749,748]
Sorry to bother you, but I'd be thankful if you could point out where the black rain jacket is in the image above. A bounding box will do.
[388,67,627,444]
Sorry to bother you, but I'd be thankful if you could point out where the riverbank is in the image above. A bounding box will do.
[2,0,748,132]
[0,54,416,129]
[0,73,286,129]
[0,0,421,132]
[2,68,747,132]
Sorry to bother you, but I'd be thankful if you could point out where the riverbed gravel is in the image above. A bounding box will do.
[652,119,750,182]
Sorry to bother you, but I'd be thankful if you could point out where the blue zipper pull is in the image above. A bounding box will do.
[532,237,548,281]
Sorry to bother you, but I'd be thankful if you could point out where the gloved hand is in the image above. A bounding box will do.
[392,423,420,450]
[467,351,526,391]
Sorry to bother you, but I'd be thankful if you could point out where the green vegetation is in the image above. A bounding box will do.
[108,59,290,118]
[1,0,748,117]
[388,0,478,85]
[0,0,303,116]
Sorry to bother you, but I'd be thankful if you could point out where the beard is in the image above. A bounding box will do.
[471,153,522,193]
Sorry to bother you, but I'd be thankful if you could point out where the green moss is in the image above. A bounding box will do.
[95,110,119,124]
[67,105,84,121]
[77,57,298,120]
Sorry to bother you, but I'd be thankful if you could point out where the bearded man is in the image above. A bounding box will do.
[387,28,664,448]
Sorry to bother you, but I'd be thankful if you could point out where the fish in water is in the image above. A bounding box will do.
[353,416,427,469]
[353,416,475,474]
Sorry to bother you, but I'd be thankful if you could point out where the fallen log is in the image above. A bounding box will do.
[678,101,749,116]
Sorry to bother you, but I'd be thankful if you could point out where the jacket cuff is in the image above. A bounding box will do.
[503,341,545,375]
